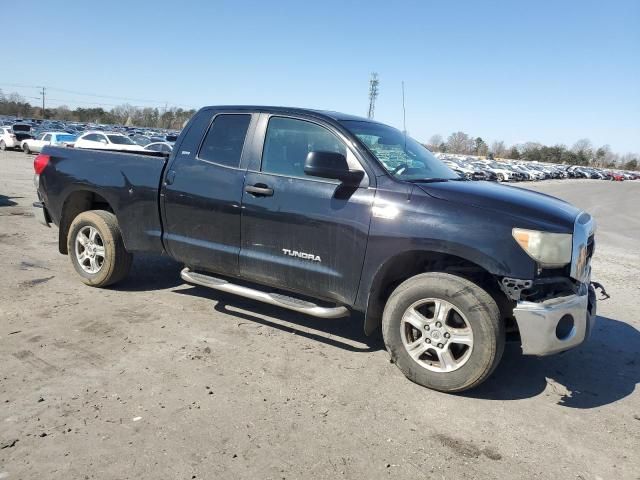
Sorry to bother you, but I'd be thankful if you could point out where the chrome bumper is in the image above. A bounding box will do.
[33,201,50,227]
[514,285,596,356]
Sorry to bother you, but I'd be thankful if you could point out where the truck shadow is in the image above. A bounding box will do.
[110,255,381,352]
[0,194,19,207]
[467,316,639,408]
[175,286,383,353]
[112,254,184,291]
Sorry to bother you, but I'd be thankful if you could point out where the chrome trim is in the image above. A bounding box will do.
[181,268,349,319]
[570,212,596,284]
[513,287,596,356]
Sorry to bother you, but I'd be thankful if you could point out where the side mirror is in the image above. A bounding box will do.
[304,151,364,185]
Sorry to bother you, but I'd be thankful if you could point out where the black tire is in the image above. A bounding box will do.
[382,272,504,393]
[67,210,132,287]
[23,143,31,154]
[497,173,504,182]
[0,140,6,151]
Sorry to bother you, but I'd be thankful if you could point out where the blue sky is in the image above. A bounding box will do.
[2,0,638,152]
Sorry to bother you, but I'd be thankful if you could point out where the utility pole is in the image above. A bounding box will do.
[367,72,379,119]
[40,87,46,118]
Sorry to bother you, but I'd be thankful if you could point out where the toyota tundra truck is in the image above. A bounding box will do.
[32,106,597,392]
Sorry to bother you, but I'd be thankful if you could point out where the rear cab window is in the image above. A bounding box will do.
[197,114,252,168]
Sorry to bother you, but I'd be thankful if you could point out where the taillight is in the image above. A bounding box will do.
[34,154,50,174]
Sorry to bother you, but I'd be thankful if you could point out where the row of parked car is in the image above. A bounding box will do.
[1,115,638,180]
[0,116,178,155]
[436,154,639,182]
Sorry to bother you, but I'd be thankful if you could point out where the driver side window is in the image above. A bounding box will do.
[261,117,346,179]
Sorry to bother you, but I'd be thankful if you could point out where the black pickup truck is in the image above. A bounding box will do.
[33,106,597,392]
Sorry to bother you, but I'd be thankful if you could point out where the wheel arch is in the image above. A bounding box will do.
[363,249,507,336]
[58,190,114,254]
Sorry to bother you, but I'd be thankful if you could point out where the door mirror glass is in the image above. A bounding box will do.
[304,151,363,185]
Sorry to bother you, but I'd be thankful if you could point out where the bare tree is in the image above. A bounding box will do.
[490,140,506,158]
[447,131,472,154]
[54,105,73,121]
[428,134,443,151]
[572,138,592,154]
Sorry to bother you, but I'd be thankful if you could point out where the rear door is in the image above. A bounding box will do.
[239,114,374,304]
[162,110,257,276]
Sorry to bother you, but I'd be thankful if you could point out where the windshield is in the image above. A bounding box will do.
[107,135,136,145]
[340,120,458,181]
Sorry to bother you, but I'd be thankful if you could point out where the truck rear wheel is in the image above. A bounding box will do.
[67,210,132,287]
[382,272,504,392]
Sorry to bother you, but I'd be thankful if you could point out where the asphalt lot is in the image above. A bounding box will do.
[1,149,638,479]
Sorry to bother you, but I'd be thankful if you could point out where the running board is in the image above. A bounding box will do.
[180,268,349,319]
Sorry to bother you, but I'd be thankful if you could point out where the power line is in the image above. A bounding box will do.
[0,82,197,110]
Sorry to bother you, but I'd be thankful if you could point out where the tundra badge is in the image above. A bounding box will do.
[282,249,322,262]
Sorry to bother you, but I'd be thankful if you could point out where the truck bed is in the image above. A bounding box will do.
[38,146,169,254]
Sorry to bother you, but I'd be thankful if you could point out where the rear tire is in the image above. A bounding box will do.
[382,272,504,392]
[67,210,132,287]
[0,140,6,151]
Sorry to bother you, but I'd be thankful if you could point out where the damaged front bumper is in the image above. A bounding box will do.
[512,211,598,356]
[514,284,597,356]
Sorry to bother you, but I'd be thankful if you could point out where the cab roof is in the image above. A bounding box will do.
[202,105,380,124]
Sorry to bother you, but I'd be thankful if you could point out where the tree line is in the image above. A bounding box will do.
[1,89,637,170]
[0,89,195,130]
[426,132,638,171]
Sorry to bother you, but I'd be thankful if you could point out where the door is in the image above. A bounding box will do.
[162,112,255,276]
[240,115,374,304]
[38,133,51,152]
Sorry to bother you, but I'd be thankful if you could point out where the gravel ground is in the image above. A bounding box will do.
[1,149,638,480]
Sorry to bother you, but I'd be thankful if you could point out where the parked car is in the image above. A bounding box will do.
[130,134,153,146]
[0,124,33,150]
[34,105,598,393]
[22,132,77,154]
[143,142,173,153]
[74,132,145,151]
[0,127,21,150]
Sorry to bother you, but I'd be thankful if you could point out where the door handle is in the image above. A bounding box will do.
[245,184,274,197]
[165,169,176,185]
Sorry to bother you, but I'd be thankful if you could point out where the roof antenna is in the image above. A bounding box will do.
[402,81,407,150]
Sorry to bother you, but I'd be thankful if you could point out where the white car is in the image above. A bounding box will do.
[143,142,173,153]
[0,127,20,150]
[74,131,145,152]
[21,132,77,154]
[0,125,33,151]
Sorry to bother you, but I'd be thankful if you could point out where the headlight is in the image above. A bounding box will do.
[512,228,572,267]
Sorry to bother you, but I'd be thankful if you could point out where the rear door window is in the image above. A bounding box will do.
[198,114,252,168]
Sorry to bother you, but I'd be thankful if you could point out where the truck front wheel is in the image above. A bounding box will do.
[382,272,504,392]
[67,210,132,287]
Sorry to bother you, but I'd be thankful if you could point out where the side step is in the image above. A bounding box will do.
[180,268,349,319]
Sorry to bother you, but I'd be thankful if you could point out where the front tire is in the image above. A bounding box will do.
[497,173,504,182]
[67,210,132,287]
[0,140,6,151]
[382,272,504,392]
[23,143,31,154]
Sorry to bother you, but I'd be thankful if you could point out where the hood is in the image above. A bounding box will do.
[414,180,580,232]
